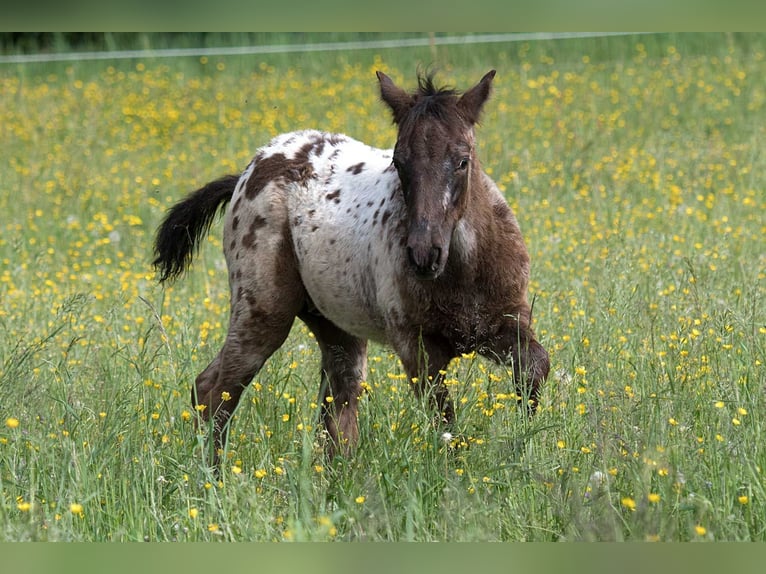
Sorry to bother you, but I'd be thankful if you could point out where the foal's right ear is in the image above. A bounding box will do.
[377,71,414,125]
[458,69,496,125]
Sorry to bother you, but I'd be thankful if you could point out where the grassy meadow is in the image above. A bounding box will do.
[1,33,765,542]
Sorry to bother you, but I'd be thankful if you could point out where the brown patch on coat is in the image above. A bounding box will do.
[241,215,268,250]
[245,144,316,200]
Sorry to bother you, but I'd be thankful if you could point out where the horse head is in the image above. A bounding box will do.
[377,69,496,279]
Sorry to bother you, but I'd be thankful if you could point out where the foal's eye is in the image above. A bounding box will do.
[456,157,470,171]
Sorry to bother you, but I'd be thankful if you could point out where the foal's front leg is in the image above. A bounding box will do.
[481,309,549,414]
[395,333,455,426]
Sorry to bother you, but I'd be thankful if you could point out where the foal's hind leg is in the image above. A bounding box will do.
[481,306,549,414]
[194,297,298,465]
[193,222,305,464]
[299,312,367,459]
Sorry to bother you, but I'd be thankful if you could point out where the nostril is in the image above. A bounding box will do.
[406,246,416,267]
[430,247,442,271]
[407,242,442,277]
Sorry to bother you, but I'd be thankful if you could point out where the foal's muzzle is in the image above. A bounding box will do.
[407,244,442,279]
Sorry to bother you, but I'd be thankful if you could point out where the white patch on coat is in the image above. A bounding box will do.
[282,132,406,342]
[451,219,477,261]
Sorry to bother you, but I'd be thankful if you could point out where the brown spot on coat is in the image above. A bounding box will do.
[311,138,326,157]
[245,147,316,200]
[325,134,347,146]
[241,215,268,250]
[347,162,365,174]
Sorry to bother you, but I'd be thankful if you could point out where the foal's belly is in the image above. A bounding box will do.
[275,131,405,342]
[289,201,406,342]
[292,214,400,343]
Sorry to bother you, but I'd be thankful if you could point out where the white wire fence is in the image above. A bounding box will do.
[0,32,648,65]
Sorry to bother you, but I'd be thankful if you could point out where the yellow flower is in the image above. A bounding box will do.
[621,497,636,511]
[5,417,19,429]
[254,469,267,479]
[17,501,32,512]
[355,495,366,504]
[70,503,84,516]
[647,493,661,504]
[694,524,707,536]
[231,465,242,475]
[738,495,749,505]
[189,508,199,519]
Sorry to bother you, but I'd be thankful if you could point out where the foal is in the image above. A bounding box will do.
[153,70,549,462]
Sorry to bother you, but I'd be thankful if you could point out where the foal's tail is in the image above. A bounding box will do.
[153,174,240,282]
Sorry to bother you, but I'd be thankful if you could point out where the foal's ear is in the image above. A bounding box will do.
[458,69,496,124]
[377,71,414,125]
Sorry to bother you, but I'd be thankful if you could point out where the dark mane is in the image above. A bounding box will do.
[410,72,459,120]
[416,72,456,98]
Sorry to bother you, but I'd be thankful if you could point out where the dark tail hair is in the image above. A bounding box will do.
[153,174,240,282]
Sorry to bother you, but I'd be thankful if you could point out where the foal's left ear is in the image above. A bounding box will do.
[377,71,415,125]
[458,69,496,124]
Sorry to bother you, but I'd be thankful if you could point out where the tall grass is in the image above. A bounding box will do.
[1,33,764,541]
